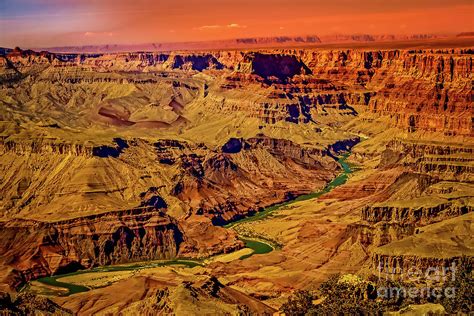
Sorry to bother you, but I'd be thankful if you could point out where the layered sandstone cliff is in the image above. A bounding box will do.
[371,212,474,276]
[2,48,472,135]
[0,207,242,289]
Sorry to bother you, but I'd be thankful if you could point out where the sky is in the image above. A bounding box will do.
[0,0,473,48]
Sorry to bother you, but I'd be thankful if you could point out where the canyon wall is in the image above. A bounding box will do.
[0,207,243,289]
[0,46,472,294]
[0,132,341,288]
[351,138,474,274]
[2,48,472,135]
[0,208,180,288]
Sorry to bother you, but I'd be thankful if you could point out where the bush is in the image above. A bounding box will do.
[279,273,428,315]
[437,257,473,313]
[280,263,473,315]
[280,274,383,315]
[280,290,315,316]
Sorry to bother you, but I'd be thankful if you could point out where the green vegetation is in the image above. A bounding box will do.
[281,274,392,315]
[437,257,473,314]
[280,262,474,315]
[280,290,315,316]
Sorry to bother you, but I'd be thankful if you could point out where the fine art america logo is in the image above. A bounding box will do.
[376,262,458,299]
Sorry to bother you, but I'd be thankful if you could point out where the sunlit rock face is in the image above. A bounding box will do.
[2,47,472,135]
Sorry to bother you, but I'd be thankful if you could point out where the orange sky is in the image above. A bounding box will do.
[1,0,473,47]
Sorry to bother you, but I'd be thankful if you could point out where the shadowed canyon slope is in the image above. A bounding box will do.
[0,42,473,314]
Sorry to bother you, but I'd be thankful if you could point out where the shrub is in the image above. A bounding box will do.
[437,257,473,313]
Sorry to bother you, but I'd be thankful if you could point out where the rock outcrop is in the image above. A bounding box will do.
[0,208,181,287]
[171,135,338,224]
[0,291,72,315]
[370,204,474,278]
[0,207,242,289]
[379,139,474,181]
[361,202,471,225]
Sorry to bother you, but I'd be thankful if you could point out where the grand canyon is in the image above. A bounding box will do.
[0,1,473,314]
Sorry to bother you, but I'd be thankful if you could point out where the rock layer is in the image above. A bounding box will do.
[2,48,472,135]
[0,207,242,289]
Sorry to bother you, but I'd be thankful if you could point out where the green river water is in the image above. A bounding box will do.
[224,153,352,229]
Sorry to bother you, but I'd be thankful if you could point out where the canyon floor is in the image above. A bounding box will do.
[0,39,473,315]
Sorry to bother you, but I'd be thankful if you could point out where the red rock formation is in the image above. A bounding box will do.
[0,207,241,289]
[171,135,338,224]
[3,47,471,135]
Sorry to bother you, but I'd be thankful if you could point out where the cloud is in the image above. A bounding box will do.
[195,23,247,31]
[84,31,113,37]
[227,23,247,28]
[195,25,221,31]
